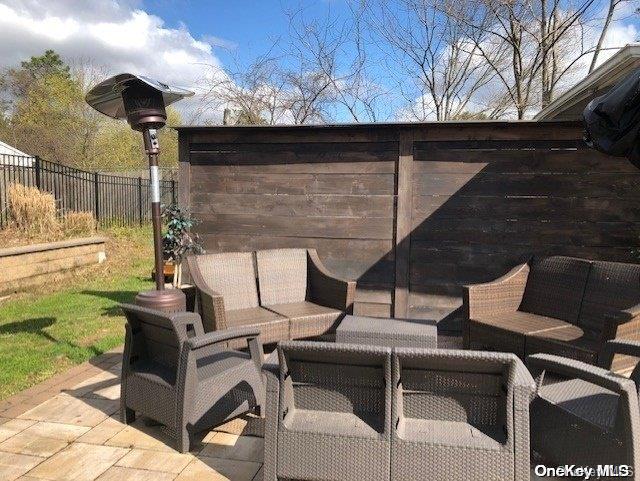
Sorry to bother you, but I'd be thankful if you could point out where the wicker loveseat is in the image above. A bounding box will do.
[464,256,640,371]
[187,248,356,346]
[263,342,534,481]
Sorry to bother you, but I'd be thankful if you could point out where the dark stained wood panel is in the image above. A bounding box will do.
[180,121,640,325]
[413,196,640,222]
[413,149,637,174]
[190,161,395,174]
[197,214,393,240]
[192,173,395,195]
[411,172,640,198]
[191,193,394,218]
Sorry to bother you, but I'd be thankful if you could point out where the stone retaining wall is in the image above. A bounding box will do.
[0,237,107,294]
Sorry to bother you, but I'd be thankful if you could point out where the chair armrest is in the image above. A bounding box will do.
[599,339,640,370]
[186,255,228,332]
[464,262,530,319]
[186,326,262,351]
[527,353,636,395]
[170,311,205,338]
[307,249,356,312]
[604,303,640,324]
[509,359,537,409]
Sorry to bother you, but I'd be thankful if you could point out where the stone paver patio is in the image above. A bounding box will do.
[0,349,265,481]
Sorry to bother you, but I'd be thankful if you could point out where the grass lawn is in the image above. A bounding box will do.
[0,226,154,400]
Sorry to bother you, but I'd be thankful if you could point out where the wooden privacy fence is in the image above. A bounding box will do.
[177,121,640,332]
[0,155,177,228]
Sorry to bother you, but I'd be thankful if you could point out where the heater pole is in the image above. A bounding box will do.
[143,128,164,291]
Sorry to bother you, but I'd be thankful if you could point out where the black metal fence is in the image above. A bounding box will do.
[0,155,177,228]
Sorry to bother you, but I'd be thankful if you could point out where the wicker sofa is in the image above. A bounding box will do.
[187,248,356,346]
[464,256,640,371]
[263,342,534,481]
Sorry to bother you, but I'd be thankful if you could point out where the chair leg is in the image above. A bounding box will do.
[122,406,136,424]
[177,427,191,453]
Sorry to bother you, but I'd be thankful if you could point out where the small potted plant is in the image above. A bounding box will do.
[162,204,204,287]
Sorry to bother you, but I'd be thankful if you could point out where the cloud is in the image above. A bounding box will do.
[0,0,227,123]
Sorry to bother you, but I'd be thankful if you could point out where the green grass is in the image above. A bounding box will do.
[0,226,154,400]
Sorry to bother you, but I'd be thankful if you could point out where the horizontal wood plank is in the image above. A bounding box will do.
[413,150,638,174]
[410,219,640,247]
[197,214,393,240]
[190,161,396,174]
[192,173,395,195]
[411,172,640,198]
[192,193,394,218]
[413,196,640,222]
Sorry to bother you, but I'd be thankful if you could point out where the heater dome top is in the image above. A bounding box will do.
[85,73,194,120]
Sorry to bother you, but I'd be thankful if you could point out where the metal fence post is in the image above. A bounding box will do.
[138,176,143,226]
[171,179,176,205]
[94,172,100,223]
[34,156,41,189]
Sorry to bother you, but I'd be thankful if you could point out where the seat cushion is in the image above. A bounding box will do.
[472,311,571,334]
[579,260,640,338]
[256,248,308,305]
[226,307,289,345]
[538,378,619,430]
[196,350,251,382]
[193,252,260,310]
[265,301,343,339]
[526,325,599,364]
[519,256,591,323]
[130,360,176,386]
[468,312,571,358]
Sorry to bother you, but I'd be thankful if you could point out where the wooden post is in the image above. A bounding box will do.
[393,129,414,318]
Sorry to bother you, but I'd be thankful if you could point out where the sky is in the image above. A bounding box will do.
[0,0,637,123]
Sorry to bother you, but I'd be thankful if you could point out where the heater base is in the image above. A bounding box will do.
[135,288,186,313]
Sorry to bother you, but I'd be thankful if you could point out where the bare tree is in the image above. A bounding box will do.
[361,0,507,120]
[447,0,607,117]
[589,0,634,72]
[284,4,384,123]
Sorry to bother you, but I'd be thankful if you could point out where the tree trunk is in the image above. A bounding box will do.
[589,0,616,73]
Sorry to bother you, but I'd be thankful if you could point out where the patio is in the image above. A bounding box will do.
[0,348,265,481]
[1,119,638,481]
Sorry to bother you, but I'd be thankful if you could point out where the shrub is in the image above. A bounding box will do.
[8,183,59,237]
[62,211,96,238]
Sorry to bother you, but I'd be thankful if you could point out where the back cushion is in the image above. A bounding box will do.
[257,248,307,305]
[579,261,640,338]
[519,256,591,323]
[195,252,259,310]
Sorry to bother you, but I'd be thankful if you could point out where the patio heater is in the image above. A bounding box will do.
[85,74,194,312]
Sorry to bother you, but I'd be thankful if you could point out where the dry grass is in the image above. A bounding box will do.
[62,211,96,238]
[1,184,97,247]
[8,183,59,237]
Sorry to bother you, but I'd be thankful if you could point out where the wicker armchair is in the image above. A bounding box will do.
[120,304,266,452]
[464,256,640,370]
[528,340,640,473]
[263,341,392,481]
[392,349,535,481]
[187,248,356,345]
